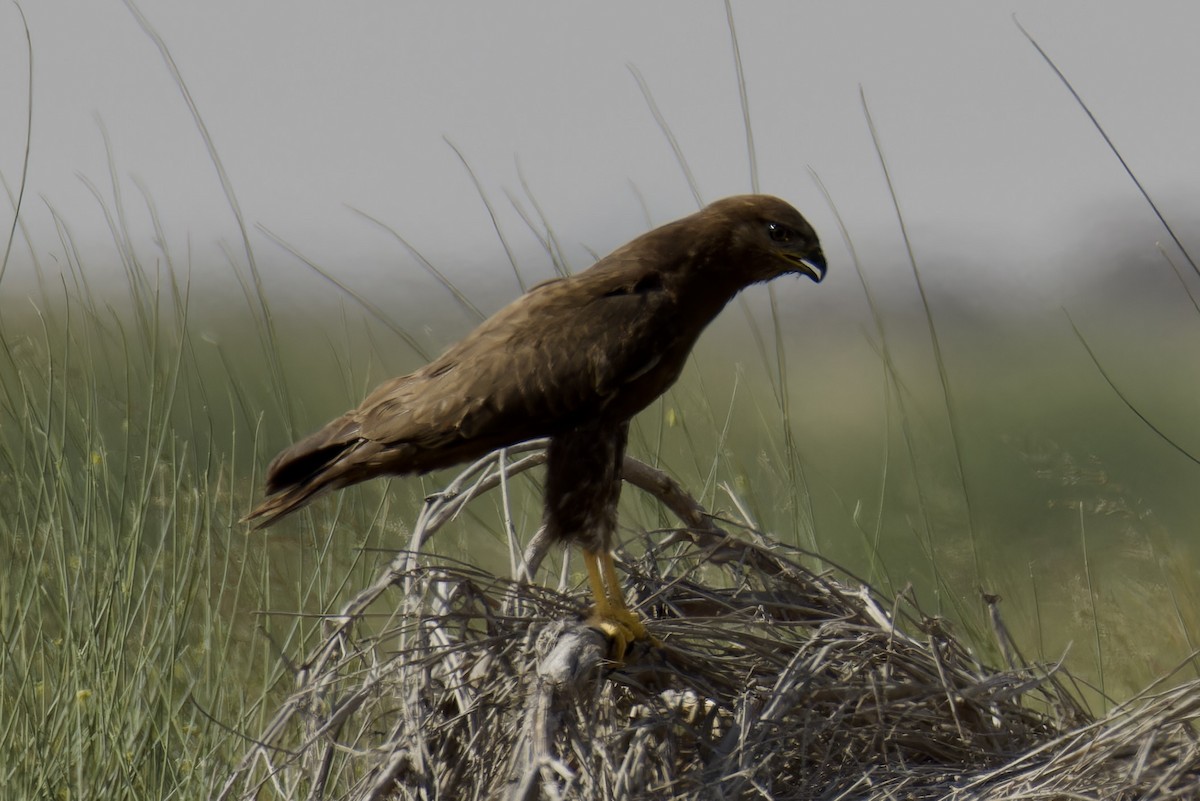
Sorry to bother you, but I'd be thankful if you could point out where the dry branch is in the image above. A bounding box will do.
[217,447,1200,800]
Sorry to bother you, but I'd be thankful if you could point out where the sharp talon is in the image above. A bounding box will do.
[584,615,632,663]
[584,614,634,663]
[580,548,658,663]
[584,607,658,664]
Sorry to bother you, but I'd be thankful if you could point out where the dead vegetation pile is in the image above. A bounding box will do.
[218,445,1200,800]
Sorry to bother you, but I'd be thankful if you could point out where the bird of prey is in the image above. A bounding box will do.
[244,194,826,657]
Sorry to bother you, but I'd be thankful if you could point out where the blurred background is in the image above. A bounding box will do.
[1,0,1197,716]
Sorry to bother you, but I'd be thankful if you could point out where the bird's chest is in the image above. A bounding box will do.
[602,331,696,422]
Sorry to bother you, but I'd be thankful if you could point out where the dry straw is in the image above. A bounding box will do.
[218,443,1199,800]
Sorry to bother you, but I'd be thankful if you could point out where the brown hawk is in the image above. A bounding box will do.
[244,194,826,657]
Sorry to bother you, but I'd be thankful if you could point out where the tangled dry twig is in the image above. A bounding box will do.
[217,444,1200,800]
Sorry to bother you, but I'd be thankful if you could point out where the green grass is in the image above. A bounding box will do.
[2,196,1198,799]
[17,233,1200,800]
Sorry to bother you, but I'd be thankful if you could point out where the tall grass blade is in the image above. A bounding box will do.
[1078,504,1107,711]
[346,205,486,322]
[443,136,529,292]
[257,224,433,362]
[1064,310,1200,466]
[627,65,704,209]
[861,87,982,587]
[723,0,757,194]
[514,157,571,278]
[121,0,293,434]
[0,2,32,288]
[810,167,937,591]
[1015,16,1198,281]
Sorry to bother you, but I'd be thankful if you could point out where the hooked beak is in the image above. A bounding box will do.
[794,251,827,283]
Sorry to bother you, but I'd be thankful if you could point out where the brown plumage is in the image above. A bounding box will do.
[245,194,825,653]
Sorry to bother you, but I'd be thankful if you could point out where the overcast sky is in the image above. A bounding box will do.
[1,1,1197,324]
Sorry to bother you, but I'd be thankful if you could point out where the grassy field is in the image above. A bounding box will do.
[1,228,1197,798]
[1,15,1197,793]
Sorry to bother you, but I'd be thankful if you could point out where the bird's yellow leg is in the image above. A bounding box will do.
[599,550,645,633]
[582,549,654,662]
[584,550,613,617]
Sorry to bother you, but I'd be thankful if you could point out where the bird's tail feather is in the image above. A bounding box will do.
[242,425,373,528]
[241,480,336,529]
[265,440,354,495]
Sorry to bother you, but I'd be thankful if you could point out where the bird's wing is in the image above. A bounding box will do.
[252,260,677,517]
[356,264,676,461]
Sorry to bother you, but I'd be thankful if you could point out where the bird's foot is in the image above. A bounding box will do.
[581,547,659,663]
[583,607,657,664]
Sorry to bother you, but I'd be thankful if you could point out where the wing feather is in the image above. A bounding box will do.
[359,261,678,460]
[244,255,684,526]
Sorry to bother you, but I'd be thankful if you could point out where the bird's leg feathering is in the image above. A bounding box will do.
[543,421,627,552]
[544,421,648,658]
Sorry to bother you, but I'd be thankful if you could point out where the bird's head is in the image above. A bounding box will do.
[699,194,827,286]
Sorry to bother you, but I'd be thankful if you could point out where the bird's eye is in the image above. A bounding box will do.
[766,222,792,243]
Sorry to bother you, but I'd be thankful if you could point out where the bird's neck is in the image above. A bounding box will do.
[668,258,747,329]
